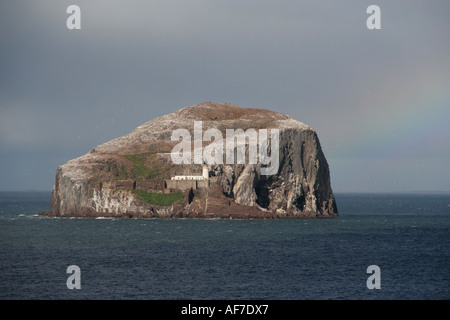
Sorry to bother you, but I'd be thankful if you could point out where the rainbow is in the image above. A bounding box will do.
[334,67,450,159]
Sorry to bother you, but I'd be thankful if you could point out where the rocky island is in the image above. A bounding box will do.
[41,102,338,219]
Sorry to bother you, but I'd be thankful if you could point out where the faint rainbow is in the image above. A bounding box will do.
[335,70,450,158]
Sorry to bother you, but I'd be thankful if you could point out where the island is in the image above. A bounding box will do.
[40,102,338,219]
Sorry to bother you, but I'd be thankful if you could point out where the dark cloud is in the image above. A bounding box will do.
[1,0,449,192]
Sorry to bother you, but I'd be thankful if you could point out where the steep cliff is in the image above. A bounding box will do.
[42,102,338,219]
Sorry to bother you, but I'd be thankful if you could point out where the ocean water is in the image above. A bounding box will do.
[0,191,449,300]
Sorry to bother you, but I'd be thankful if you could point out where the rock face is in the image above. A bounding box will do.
[42,102,338,219]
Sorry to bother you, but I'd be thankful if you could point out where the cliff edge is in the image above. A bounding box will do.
[42,102,338,219]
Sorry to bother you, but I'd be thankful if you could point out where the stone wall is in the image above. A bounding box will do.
[165,179,209,191]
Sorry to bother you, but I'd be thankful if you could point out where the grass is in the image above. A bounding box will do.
[108,161,129,179]
[124,153,163,179]
[132,189,185,206]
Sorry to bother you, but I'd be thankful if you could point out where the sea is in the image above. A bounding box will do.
[0,191,449,300]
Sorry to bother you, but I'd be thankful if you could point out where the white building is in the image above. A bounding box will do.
[171,165,209,181]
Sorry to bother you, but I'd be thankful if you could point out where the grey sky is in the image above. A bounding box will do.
[1,0,449,192]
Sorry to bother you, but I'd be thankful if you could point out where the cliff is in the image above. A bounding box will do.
[42,102,338,219]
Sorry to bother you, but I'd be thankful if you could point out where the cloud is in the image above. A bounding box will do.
[0,0,449,191]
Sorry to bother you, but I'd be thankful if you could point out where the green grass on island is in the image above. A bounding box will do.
[123,152,167,180]
[132,189,185,206]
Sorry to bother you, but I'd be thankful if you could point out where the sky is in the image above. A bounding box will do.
[0,0,449,193]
